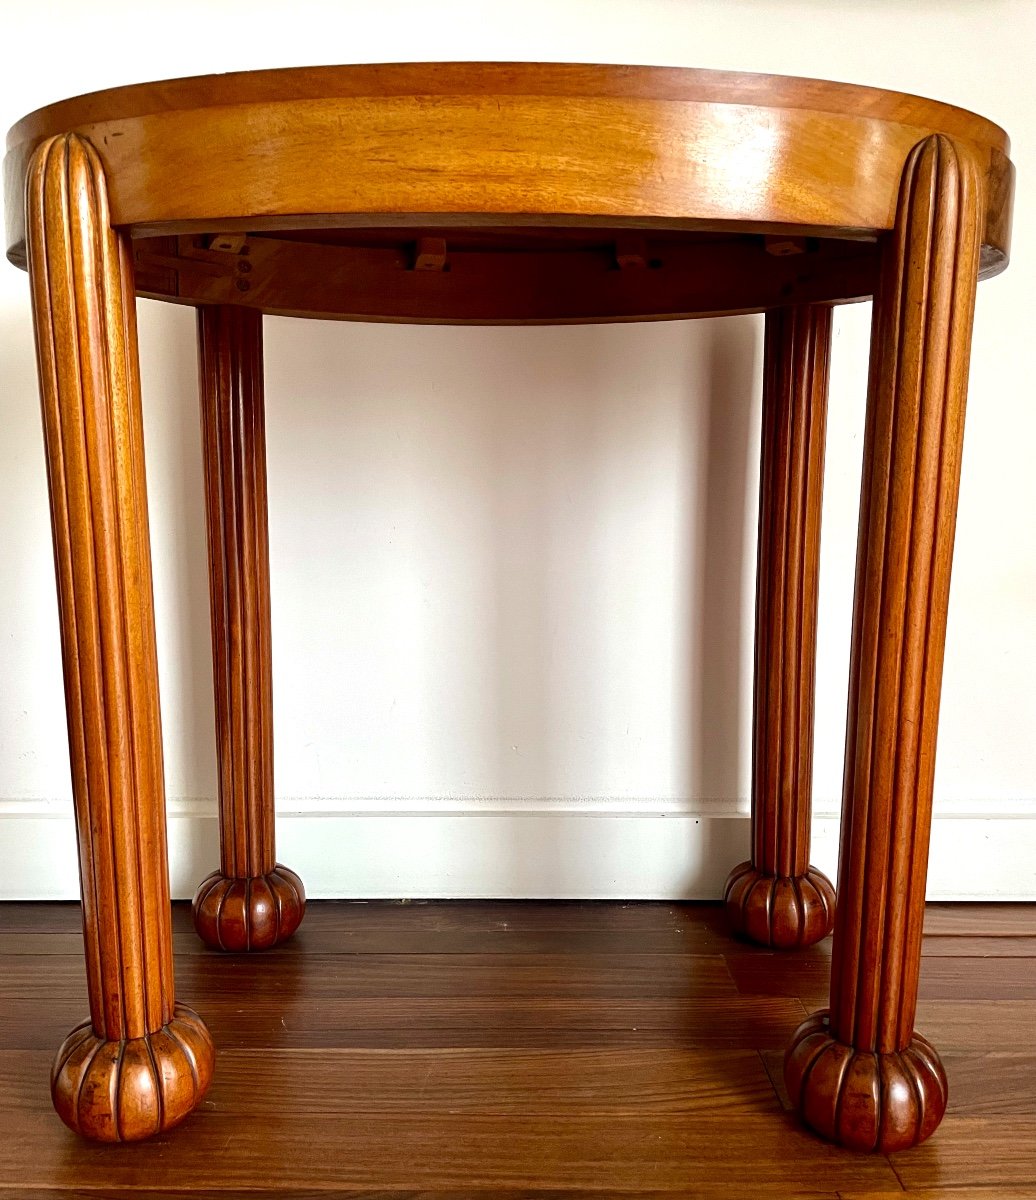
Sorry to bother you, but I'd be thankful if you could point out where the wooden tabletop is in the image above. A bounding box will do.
[3,63,1014,324]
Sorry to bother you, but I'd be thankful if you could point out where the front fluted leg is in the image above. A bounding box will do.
[192,305,305,951]
[26,134,214,1141]
[724,304,835,949]
[785,135,983,1152]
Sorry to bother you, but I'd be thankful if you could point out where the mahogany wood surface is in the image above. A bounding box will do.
[0,900,1033,1196]
[192,305,305,951]
[725,305,835,949]
[3,63,1016,324]
[23,133,213,1141]
[4,897,1035,937]
[785,134,983,1154]
[6,63,1015,1153]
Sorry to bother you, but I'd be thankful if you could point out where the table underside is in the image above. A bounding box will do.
[132,225,885,324]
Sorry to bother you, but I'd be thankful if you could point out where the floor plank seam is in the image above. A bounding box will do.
[0,901,1032,1192]
[887,1152,909,1192]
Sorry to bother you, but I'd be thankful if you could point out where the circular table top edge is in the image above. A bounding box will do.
[5,61,1011,156]
[3,62,1013,325]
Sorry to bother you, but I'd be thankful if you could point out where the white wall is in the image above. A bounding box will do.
[1,0,1034,900]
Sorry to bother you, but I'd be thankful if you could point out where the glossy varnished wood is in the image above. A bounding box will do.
[0,1111,903,1194]
[6,62,1015,1153]
[3,64,1015,325]
[785,135,984,1154]
[192,306,304,951]
[3,897,1033,936]
[23,133,214,1142]
[725,305,835,949]
[3,64,1011,246]
[0,899,1033,1196]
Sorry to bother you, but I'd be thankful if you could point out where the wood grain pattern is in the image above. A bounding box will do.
[892,1117,1036,1190]
[922,904,1036,936]
[725,305,835,950]
[3,897,1030,937]
[842,1192,1036,1200]
[4,64,1015,328]
[3,1192,844,1200]
[192,305,304,952]
[732,952,1036,1003]
[915,999,1036,1052]
[0,899,731,955]
[785,134,984,1154]
[132,227,880,326]
[0,923,729,957]
[0,993,811,1053]
[5,63,1015,1157]
[6,62,1011,146]
[0,1046,783,1116]
[24,133,214,1142]
[0,952,740,1001]
[0,1110,903,1194]
[0,898,721,934]
[916,936,1036,958]
[0,900,1031,1194]
[939,1051,1036,1115]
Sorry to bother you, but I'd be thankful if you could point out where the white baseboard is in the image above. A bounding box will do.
[0,797,1033,901]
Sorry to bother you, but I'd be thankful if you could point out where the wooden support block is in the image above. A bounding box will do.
[765,235,808,256]
[414,236,448,271]
[615,234,648,268]
[207,232,249,254]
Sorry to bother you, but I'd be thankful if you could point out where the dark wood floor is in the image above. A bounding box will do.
[1,900,1034,1198]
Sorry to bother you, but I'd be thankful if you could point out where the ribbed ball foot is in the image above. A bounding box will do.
[51,1004,214,1142]
[192,864,306,951]
[784,1009,948,1152]
[723,862,835,949]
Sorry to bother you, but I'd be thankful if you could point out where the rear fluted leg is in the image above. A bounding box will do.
[192,305,305,951]
[724,305,835,949]
[785,135,983,1152]
[26,134,214,1141]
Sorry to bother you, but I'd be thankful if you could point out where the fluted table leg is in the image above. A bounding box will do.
[192,305,305,951]
[26,134,214,1141]
[725,304,835,949]
[785,135,984,1152]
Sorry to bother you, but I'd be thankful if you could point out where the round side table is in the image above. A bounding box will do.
[4,62,1014,1150]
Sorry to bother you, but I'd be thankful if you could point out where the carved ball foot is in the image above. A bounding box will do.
[192,864,306,951]
[723,862,835,949]
[784,1009,948,1152]
[51,1004,214,1142]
